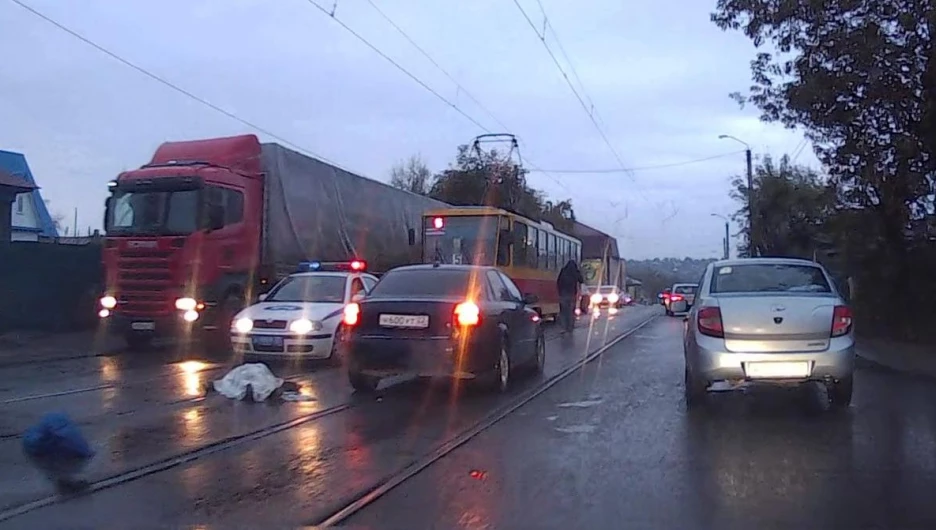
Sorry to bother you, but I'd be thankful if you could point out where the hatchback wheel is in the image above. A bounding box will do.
[532,335,546,374]
[684,366,706,409]
[490,344,511,393]
[828,375,853,409]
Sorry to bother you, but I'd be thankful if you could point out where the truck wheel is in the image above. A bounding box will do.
[124,332,153,350]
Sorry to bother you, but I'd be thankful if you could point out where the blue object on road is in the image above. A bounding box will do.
[22,412,95,459]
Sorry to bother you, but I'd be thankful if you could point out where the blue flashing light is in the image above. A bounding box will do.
[297,260,365,273]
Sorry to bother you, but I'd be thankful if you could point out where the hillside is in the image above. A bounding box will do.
[627,257,716,297]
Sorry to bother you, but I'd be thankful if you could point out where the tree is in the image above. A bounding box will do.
[712,0,936,342]
[731,154,836,258]
[542,199,576,234]
[44,200,65,234]
[429,144,566,225]
[389,154,432,196]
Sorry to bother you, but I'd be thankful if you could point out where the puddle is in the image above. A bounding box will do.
[545,415,558,422]
[557,399,603,409]
[555,424,596,434]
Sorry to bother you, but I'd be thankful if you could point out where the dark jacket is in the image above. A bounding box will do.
[557,260,584,296]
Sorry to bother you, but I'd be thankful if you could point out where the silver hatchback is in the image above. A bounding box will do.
[683,258,855,409]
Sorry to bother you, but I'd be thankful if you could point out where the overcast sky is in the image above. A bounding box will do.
[0,0,818,259]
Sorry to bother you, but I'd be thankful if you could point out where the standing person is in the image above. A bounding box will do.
[556,259,584,333]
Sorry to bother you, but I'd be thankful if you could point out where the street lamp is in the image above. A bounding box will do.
[718,134,755,256]
[711,213,729,259]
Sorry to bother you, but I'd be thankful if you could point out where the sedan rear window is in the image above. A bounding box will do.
[711,264,831,294]
[369,269,476,298]
[674,285,697,294]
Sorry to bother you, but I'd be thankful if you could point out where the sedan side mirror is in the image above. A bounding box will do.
[521,293,538,305]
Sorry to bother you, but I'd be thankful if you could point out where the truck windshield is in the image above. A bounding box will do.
[107,189,199,235]
[423,216,497,266]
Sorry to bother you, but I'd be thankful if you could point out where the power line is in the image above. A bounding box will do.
[304,0,489,132]
[531,150,747,174]
[511,0,660,211]
[5,0,348,168]
[317,0,576,196]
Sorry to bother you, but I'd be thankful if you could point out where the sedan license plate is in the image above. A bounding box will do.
[379,314,429,328]
[252,336,284,347]
[746,361,810,379]
[131,321,155,331]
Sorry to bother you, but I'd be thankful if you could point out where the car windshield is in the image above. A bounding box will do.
[107,188,199,235]
[423,216,498,267]
[369,269,483,299]
[711,264,832,294]
[674,285,697,294]
[266,275,346,303]
[598,286,617,294]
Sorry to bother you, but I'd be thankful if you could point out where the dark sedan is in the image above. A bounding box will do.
[341,264,546,393]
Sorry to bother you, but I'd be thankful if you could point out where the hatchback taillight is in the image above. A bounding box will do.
[831,305,852,337]
[343,303,360,326]
[697,307,724,338]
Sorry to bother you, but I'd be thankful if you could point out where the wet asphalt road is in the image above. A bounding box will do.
[0,306,654,527]
[4,308,936,528]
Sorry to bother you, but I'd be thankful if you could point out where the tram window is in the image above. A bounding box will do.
[548,233,557,270]
[512,221,528,267]
[527,226,538,268]
[538,229,547,269]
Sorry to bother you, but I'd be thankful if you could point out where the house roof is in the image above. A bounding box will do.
[0,150,58,238]
[0,168,36,192]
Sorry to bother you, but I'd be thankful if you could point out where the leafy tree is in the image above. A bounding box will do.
[731,154,836,258]
[389,154,432,196]
[429,144,576,233]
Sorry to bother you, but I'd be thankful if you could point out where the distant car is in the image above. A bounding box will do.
[683,258,855,410]
[230,261,378,363]
[659,288,672,307]
[665,283,698,316]
[588,285,625,310]
[342,264,545,393]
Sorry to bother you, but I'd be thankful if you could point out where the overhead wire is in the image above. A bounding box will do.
[532,150,747,174]
[4,0,384,176]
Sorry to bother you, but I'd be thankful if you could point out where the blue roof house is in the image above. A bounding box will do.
[0,150,58,242]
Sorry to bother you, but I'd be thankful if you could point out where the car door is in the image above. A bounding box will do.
[347,277,366,303]
[361,274,379,294]
[488,270,537,361]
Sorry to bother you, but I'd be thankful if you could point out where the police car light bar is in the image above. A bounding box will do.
[297,260,367,272]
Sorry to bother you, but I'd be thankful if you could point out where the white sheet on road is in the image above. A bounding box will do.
[212,363,284,402]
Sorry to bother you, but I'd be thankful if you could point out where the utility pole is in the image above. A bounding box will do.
[711,213,729,260]
[719,135,754,257]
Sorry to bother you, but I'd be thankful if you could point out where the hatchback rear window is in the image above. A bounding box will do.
[369,269,475,298]
[674,285,697,294]
[711,264,831,294]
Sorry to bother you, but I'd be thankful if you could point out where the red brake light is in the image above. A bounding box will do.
[350,260,365,271]
[831,305,852,337]
[454,301,480,326]
[343,303,360,326]
[671,294,684,301]
[697,307,724,338]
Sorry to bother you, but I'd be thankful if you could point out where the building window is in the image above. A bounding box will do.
[15,195,24,214]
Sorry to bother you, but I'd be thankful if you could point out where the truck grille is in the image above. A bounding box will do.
[116,249,174,316]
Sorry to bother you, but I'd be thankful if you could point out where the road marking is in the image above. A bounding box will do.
[314,314,658,527]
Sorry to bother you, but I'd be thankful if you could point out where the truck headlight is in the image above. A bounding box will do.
[590,293,602,304]
[289,319,321,334]
[234,317,253,333]
[100,296,117,309]
[607,293,619,303]
[175,297,197,311]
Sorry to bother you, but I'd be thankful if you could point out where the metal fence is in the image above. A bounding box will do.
[0,240,102,333]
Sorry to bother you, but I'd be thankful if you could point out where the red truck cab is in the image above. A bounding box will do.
[98,135,263,349]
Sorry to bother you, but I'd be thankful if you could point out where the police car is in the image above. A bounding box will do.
[230,260,379,362]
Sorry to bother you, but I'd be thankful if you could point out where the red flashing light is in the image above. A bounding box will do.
[350,260,365,271]
[343,303,360,326]
[433,217,444,229]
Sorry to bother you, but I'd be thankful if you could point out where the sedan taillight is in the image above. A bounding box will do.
[831,305,853,337]
[343,303,360,326]
[697,307,724,338]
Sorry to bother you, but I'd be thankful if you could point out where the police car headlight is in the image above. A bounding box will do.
[234,317,253,334]
[607,293,619,303]
[289,319,321,334]
[590,293,602,304]
[175,297,197,311]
